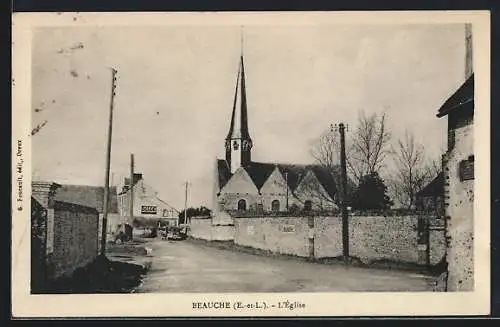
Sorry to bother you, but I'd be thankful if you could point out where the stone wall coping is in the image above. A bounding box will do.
[190,215,212,220]
[53,200,100,215]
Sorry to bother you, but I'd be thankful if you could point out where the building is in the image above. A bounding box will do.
[415,172,445,217]
[31,181,101,292]
[117,173,179,226]
[213,54,353,214]
[51,183,120,249]
[437,24,474,291]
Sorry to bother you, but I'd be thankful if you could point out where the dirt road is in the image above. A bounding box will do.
[134,239,435,293]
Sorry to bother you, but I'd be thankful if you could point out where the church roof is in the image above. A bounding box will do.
[217,159,351,200]
[309,165,339,200]
[217,159,232,189]
[276,164,310,190]
[243,161,277,189]
[226,55,251,141]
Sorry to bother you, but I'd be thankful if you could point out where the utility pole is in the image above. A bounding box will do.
[184,182,189,224]
[339,123,349,263]
[285,172,289,212]
[332,122,349,264]
[100,67,118,257]
[129,153,134,231]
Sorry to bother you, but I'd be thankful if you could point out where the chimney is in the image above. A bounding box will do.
[133,173,143,184]
[465,23,473,79]
[31,181,61,208]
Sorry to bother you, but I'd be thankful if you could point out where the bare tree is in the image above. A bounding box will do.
[390,130,435,209]
[310,129,340,171]
[347,111,391,182]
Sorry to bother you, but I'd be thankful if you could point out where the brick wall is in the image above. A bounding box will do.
[31,198,48,293]
[444,123,474,291]
[49,201,99,280]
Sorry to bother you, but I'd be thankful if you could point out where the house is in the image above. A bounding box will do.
[31,181,101,292]
[213,54,354,215]
[52,183,120,249]
[117,173,179,226]
[415,172,445,217]
[437,24,474,292]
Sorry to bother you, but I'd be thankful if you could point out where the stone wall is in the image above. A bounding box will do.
[429,228,447,266]
[49,201,100,280]
[234,217,311,257]
[231,215,446,266]
[444,122,474,291]
[348,216,419,264]
[313,216,343,258]
[189,216,234,241]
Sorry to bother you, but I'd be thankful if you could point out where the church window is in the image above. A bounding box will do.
[304,200,312,211]
[237,199,247,211]
[233,140,239,150]
[271,200,280,212]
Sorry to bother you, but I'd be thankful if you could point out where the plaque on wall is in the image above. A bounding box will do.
[281,225,296,233]
[459,156,474,181]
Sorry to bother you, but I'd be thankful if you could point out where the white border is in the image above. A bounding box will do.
[11,11,491,317]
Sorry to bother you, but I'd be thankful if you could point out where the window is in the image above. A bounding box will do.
[237,199,247,211]
[233,140,239,150]
[271,200,280,212]
[304,200,312,211]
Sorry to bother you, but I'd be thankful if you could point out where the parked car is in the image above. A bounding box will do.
[166,226,187,241]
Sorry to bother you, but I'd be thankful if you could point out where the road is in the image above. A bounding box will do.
[133,239,435,293]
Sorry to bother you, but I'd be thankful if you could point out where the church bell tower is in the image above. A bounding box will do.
[225,54,253,173]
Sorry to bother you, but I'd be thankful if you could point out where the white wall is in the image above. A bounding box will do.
[445,123,474,291]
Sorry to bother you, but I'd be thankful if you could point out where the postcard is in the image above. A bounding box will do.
[11,10,491,317]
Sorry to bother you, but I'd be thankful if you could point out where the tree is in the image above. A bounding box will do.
[310,129,340,171]
[310,111,391,185]
[347,111,391,183]
[390,130,437,209]
[178,206,212,224]
[351,172,393,211]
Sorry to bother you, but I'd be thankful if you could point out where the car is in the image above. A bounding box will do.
[166,226,187,241]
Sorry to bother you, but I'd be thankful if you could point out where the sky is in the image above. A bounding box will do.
[32,23,468,210]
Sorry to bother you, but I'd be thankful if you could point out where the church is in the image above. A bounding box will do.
[213,53,347,214]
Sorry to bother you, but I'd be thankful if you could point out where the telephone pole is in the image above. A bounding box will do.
[128,154,134,229]
[332,122,349,263]
[184,182,189,224]
[100,67,118,257]
[285,172,289,212]
[339,123,349,263]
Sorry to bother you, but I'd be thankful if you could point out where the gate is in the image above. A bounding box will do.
[417,210,446,269]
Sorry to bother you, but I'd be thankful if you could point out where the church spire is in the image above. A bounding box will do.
[225,30,253,173]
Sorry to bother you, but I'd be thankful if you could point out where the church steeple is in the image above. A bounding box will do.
[225,42,253,173]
